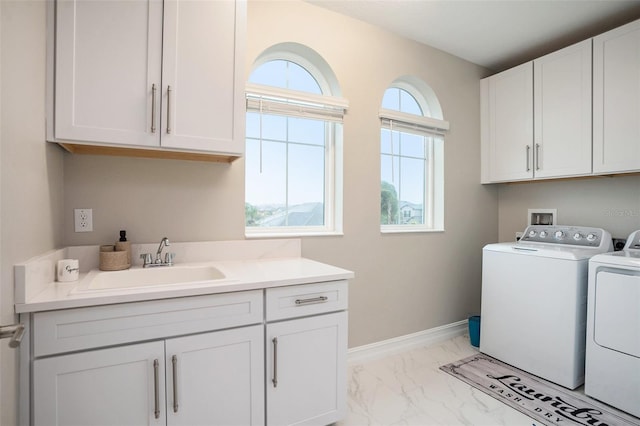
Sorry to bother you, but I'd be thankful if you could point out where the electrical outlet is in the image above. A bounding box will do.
[74,208,93,232]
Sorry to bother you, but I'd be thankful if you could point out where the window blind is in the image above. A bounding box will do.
[246,83,348,122]
[380,108,449,136]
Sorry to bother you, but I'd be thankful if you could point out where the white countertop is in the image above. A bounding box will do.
[15,239,354,313]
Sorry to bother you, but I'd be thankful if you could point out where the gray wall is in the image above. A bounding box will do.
[498,175,640,242]
[1,2,65,425]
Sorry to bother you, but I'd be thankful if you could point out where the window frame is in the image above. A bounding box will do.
[244,56,346,238]
[379,84,448,234]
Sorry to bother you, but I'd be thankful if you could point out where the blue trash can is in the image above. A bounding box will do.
[468,316,480,347]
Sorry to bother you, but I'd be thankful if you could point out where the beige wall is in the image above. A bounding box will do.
[1,0,497,421]
[497,175,640,242]
[62,0,497,348]
[1,1,65,425]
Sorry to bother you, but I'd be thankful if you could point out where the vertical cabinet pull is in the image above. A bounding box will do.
[172,355,179,413]
[151,84,157,133]
[153,359,160,419]
[272,337,278,388]
[535,143,541,171]
[166,86,172,134]
[526,145,531,172]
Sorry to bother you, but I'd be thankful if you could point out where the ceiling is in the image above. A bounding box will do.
[306,0,640,72]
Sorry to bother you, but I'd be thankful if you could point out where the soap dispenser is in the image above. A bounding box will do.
[115,230,132,266]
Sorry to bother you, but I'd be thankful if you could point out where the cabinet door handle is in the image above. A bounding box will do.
[535,143,541,171]
[295,296,328,305]
[272,337,278,388]
[166,86,172,134]
[151,84,157,134]
[526,145,531,172]
[153,359,160,419]
[172,355,179,413]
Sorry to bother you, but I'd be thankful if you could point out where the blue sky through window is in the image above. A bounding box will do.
[245,59,330,228]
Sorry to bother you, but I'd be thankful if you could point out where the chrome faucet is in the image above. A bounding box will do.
[156,237,170,263]
[140,237,175,267]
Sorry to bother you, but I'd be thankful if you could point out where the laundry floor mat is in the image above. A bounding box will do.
[440,354,639,426]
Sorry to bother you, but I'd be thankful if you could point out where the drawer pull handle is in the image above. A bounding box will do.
[172,355,179,413]
[295,296,328,305]
[272,337,278,388]
[153,359,160,419]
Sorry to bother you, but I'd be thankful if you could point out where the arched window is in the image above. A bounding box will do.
[245,44,346,236]
[380,78,448,232]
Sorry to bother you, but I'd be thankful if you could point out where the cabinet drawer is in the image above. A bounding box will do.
[266,280,348,321]
[33,290,263,357]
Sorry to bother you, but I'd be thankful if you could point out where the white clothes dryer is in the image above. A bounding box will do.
[586,231,640,418]
[481,225,612,389]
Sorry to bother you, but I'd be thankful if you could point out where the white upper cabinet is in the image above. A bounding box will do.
[481,40,592,183]
[51,0,246,160]
[534,39,592,179]
[481,62,534,183]
[54,0,163,147]
[593,19,640,174]
[160,0,245,154]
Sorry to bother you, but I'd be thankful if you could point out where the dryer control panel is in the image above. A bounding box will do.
[520,225,611,248]
[624,230,640,250]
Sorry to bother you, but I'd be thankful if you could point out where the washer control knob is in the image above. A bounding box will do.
[573,233,583,241]
[587,233,598,242]
[554,230,565,239]
[539,231,548,238]
[529,230,537,237]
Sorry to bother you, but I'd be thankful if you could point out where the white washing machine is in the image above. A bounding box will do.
[586,230,640,418]
[481,225,613,389]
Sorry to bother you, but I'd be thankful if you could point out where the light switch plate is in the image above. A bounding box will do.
[74,208,93,232]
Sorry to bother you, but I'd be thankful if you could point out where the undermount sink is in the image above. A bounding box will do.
[79,265,227,291]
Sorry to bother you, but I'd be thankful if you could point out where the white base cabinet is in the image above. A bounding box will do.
[33,326,264,426]
[265,281,349,426]
[267,312,348,426]
[166,326,264,426]
[34,341,166,426]
[25,281,349,426]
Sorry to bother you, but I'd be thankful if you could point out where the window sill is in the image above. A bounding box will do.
[245,230,344,239]
[380,227,445,235]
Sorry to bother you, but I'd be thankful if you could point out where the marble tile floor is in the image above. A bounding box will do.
[338,334,539,426]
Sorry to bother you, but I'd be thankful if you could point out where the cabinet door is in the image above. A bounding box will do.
[482,62,534,182]
[33,341,166,426]
[165,325,264,426]
[55,0,162,147]
[267,311,348,426]
[160,0,246,155]
[534,39,592,179]
[593,19,640,174]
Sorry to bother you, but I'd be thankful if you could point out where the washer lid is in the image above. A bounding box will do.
[484,242,604,261]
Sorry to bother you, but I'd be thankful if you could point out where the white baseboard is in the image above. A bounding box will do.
[348,319,468,364]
